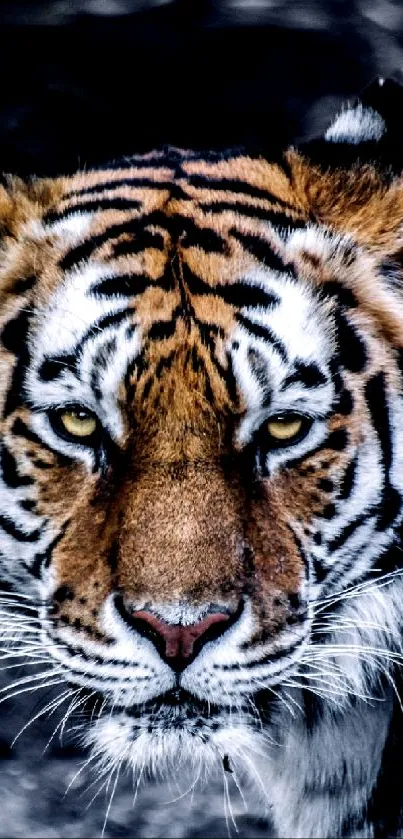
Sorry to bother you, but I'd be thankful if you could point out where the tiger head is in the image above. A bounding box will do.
[2,78,403,787]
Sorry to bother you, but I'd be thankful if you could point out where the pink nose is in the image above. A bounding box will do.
[131,609,231,670]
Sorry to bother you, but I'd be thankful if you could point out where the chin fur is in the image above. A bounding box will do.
[83,707,272,813]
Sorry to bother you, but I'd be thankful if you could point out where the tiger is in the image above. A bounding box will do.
[2,74,403,838]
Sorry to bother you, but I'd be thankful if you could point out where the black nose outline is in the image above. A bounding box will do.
[114,595,243,672]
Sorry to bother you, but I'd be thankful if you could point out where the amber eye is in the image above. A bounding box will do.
[52,408,98,442]
[266,414,309,446]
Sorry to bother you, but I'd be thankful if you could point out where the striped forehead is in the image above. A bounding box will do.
[26,238,334,438]
[22,159,337,434]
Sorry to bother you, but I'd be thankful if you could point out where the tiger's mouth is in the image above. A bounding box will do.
[80,687,224,724]
[78,685,274,736]
[124,688,222,722]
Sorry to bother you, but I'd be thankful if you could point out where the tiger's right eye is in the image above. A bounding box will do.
[60,410,97,438]
[49,407,99,445]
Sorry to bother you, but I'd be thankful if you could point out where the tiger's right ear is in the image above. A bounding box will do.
[299,77,403,174]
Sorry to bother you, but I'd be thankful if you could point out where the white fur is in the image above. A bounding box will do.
[2,220,403,837]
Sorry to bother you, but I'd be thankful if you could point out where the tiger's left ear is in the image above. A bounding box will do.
[301,77,403,172]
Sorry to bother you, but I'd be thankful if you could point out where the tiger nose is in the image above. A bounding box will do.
[116,600,233,671]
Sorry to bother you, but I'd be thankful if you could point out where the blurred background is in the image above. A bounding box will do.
[0,1,402,836]
[0,0,402,176]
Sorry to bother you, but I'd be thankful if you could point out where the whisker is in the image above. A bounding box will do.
[101,759,123,838]
[11,688,75,746]
[0,657,57,672]
[0,591,38,602]
[313,569,403,614]
[0,668,64,696]
[43,688,86,754]
[0,679,67,707]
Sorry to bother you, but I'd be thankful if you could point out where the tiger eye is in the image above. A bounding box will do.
[60,410,97,438]
[267,417,303,441]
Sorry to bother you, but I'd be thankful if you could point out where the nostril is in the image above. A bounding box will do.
[133,609,230,661]
[114,596,242,671]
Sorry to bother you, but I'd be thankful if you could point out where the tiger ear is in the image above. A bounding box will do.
[300,77,403,172]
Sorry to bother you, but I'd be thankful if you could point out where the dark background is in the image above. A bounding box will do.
[0,2,402,837]
[1,0,403,177]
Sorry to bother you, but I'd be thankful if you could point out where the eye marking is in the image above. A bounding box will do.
[49,406,99,444]
[266,413,312,447]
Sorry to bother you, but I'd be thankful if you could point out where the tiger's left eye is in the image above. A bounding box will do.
[51,408,98,442]
[266,413,311,446]
[60,410,97,438]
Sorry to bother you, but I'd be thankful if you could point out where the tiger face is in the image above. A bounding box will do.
[2,81,403,807]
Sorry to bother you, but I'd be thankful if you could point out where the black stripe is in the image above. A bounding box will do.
[230,229,288,275]
[106,540,118,575]
[124,353,147,401]
[60,223,132,272]
[327,506,378,553]
[312,554,327,584]
[147,308,182,342]
[321,281,359,309]
[0,443,33,488]
[44,197,142,224]
[1,309,32,418]
[336,311,368,373]
[92,266,175,297]
[38,353,77,382]
[180,219,228,254]
[247,348,271,403]
[141,376,153,401]
[365,373,392,477]
[376,485,402,531]
[59,209,169,272]
[0,514,42,543]
[365,373,401,529]
[63,178,175,199]
[111,230,165,257]
[91,273,153,299]
[12,275,37,294]
[236,313,288,363]
[318,478,334,492]
[12,417,46,446]
[199,201,306,229]
[323,428,349,451]
[29,524,68,578]
[187,175,296,208]
[182,264,280,310]
[283,361,327,389]
[70,309,133,361]
[224,350,240,407]
[336,388,354,416]
[155,351,176,379]
[19,499,36,512]
[59,217,145,272]
[194,323,239,406]
[339,454,358,501]
[1,309,30,355]
[217,636,306,670]
[31,458,53,470]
